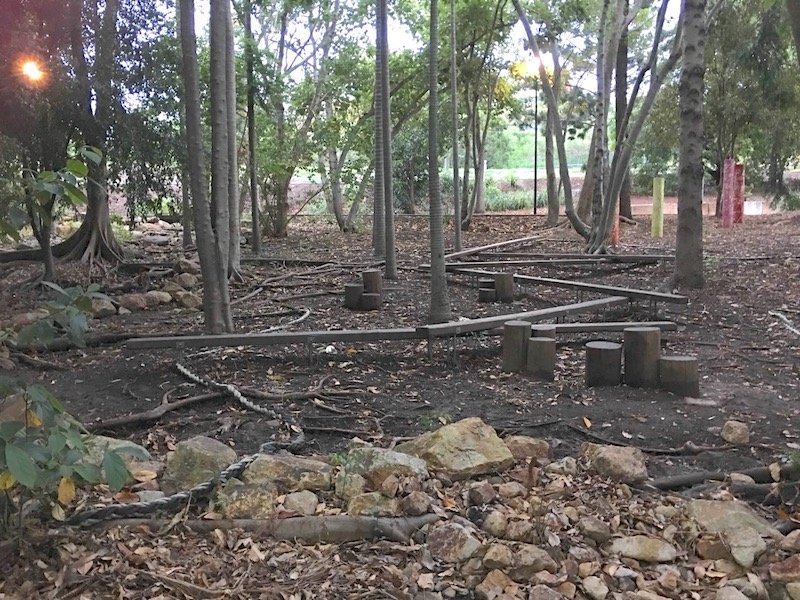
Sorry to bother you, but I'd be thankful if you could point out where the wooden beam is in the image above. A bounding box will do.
[126,328,423,350]
[444,259,659,269]
[416,296,628,339]
[474,252,675,262]
[444,236,543,261]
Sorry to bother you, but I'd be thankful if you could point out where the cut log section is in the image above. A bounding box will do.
[623,327,661,388]
[494,273,515,303]
[526,337,556,381]
[531,324,557,338]
[502,320,531,373]
[362,269,383,296]
[360,293,381,311]
[477,278,495,289]
[344,283,364,310]
[659,355,700,397]
[585,341,622,387]
[478,287,496,303]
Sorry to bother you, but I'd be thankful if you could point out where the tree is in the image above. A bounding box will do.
[674,0,706,289]
[244,0,261,254]
[787,0,800,67]
[450,0,462,250]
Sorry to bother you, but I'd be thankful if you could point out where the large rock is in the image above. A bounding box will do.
[509,544,559,581]
[475,570,518,600]
[117,293,148,312]
[243,453,332,492]
[283,490,319,515]
[347,492,399,516]
[721,420,750,445]
[334,471,366,500]
[689,500,783,540]
[395,418,514,480]
[174,273,199,289]
[344,447,428,487]
[175,258,201,275]
[483,543,514,569]
[91,297,117,318]
[579,516,612,544]
[582,576,609,600]
[426,522,481,563]
[581,443,648,483]
[723,526,766,568]
[715,588,749,600]
[175,291,203,309]
[162,281,187,298]
[605,536,677,563]
[503,435,551,461]
[787,583,800,600]
[769,555,800,583]
[161,436,237,494]
[85,435,151,470]
[218,481,277,518]
[145,290,173,306]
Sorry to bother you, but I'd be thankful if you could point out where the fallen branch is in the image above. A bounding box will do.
[649,464,800,490]
[730,480,800,506]
[769,311,800,336]
[10,351,68,371]
[564,422,733,455]
[101,514,440,543]
[230,286,264,306]
[87,392,226,431]
[272,290,341,303]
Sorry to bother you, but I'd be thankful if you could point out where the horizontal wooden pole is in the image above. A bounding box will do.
[474,252,675,262]
[444,235,542,261]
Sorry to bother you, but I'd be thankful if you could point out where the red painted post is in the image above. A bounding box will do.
[734,163,745,224]
[721,158,735,228]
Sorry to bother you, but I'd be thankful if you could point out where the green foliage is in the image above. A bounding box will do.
[484,178,544,211]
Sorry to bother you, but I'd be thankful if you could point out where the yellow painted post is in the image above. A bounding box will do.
[651,177,664,238]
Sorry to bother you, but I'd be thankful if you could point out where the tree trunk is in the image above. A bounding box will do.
[615,1,632,220]
[674,0,706,289]
[377,0,397,279]
[225,1,241,278]
[576,133,595,222]
[177,0,193,251]
[372,46,386,256]
[786,0,800,69]
[245,0,260,255]
[428,0,451,324]
[450,0,461,251]
[545,107,559,226]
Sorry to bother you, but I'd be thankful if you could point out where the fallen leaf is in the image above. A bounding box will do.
[583,417,592,428]
[57,477,76,505]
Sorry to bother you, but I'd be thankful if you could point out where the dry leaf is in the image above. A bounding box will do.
[57,476,76,505]
[132,469,157,482]
[769,462,782,482]
[0,471,16,490]
[114,490,140,503]
[417,573,434,590]
[583,416,592,428]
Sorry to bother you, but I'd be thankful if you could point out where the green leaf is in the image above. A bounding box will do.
[0,422,25,441]
[16,320,55,346]
[73,462,101,484]
[79,146,103,165]
[48,432,67,455]
[112,444,149,460]
[65,159,89,178]
[5,444,38,488]
[102,451,130,491]
[74,295,93,313]
[37,171,58,183]
[61,182,87,206]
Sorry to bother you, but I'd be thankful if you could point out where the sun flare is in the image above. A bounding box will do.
[20,59,45,83]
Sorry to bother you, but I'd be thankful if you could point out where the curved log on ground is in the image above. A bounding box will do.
[649,463,800,490]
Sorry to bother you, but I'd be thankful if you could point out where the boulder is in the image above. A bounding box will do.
[85,435,151,470]
[688,500,783,540]
[721,420,750,445]
[581,444,648,483]
[509,544,559,581]
[243,453,332,492]
[175,258,201,275]
[426,522,481,563]
[174,273,199,288]
[218,481,277,518]
[605,536,677,563]
[483,543,514,570]
[787,583,800,600]
[503,435,551,461]
[395,418,514,480]
[475,570,518,600]
[334,471,366,500]
[283,490,319,515]
[579,516,612,544]
[545,457,578,476]
[145,290,173,306]
[582,576,609,600]
[400,491,431,516]
[91,298,117,318]
[722,526,766,569]
[118,293,148,312]
[161,436,236,495]
[347,492,399,516]
[345,447,428,487]
[769,555,800,583]
[175,291,203,310]
[162,281,186,297]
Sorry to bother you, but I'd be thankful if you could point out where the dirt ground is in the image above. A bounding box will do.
[1,210,799,597]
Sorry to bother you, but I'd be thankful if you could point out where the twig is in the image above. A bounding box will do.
[272,290,341,302]
[258,307,310,333]
[563,422,733,455]
[10,351,68,371]
[87,392,226,431]
[230,286,264,306]
[769,311,800,336]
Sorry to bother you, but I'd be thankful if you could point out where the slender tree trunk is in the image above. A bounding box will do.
[674,0,706,289]
[450,0,461,251]
[225,1,241,278]
[787,0,800,68]
[377,0,397,279]
[616,1,632,220]
[373,48,386,256]
[245,0,260,255]
[428,0,451,323]
[177,0,193,250]
[545,107,559,226]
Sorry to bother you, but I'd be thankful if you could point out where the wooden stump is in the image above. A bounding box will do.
[478,287,496,303]
[531,324,556,338]
[344,283,364,310]
[502,320,531,373]
[494,273,515,303]
[659,355,700,397]
[585,341,622,387]
[362,269,383,296]
[360,293,382,311]
[478,278,495,290]
[526,337,556,380]
[623,327,661,388]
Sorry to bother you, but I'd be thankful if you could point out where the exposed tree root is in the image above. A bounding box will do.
[87,392,226,431]
[649,464,800,490]
[9,351,68,371]
[564,422,733,455]
[100,514,440,543]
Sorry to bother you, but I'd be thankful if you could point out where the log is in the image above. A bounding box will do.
[623,327,661,388]
[526,337,556,381]
[478,287,496,303]
[478,278,495,289]
[530,324,557,338]
[659,355,700,397]
[502,320,531,372]
[362,269,383,296]
[494,273,515,303]
[585,341,622,386]
[360,292,381,311]
[344,283,364,310]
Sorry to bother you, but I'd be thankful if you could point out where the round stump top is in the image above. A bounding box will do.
[529,337,556,343]
[623,326,661,333]
[504,320,531,327]
[585,341,622,350]
[660,355,697,363]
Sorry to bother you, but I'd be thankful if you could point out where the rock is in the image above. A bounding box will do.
[769,555,800,583]
[469,480,498,505]
[787,583,800,600]
[606,536,677,563]
[175,258,201,274]
[85,435,151,470]
[545,457,578,476]
[143,234,171,246]
[723,526,766,569]
[427,522,481,563]
[481,510,508,538]
[395,417,514,480]
[696,536,733,560]
[578,516,612,544]
[145,290,173,306]
[569,547,601,564]
[483,543,514,569]
[475,570,518,600]
[91,297,117,318]
[508,544,558,581]
[174,272,199,288]
[729,472,756,486]
[504,436,552,461]
[721,420,750,445]
[529,585,564,600]
[347,492,399,516]
[582,576,609,600]
[400,490,431,516]
[128,459,166,480]
[283,490,319,515]
[715,587,749,600]
[117,307,131,315]
[345,447,429,487]
[581,443,648,484]
[578,562,599,578]
[218,481,277,518]
[782,530,800,552]
[335,471,366,500]
[162,281,186,297]
[558,582,576,599]
[175,291,203,309]
[689,500,783,540]
[498,481,527,499]
[9,309,49,330]
[161,436,237,494]
[118,293,148,312]
[244,453,332,492]
[506,520,535,542]
[136,490,166,502]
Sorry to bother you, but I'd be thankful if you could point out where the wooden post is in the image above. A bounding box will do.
[734,163,745,224]
[360,293,382,311]
[494,273,515,303]
[585,341,622,386]
[651,177,664,239]
[344,283,364,310]
[502,320,531,372]
[478,278,495,290]
[531,324,556,338]
[362,269,383,296]
[722,158,735,228]
[526,337,556,380]
[659,355,700,397]
[478,288,496,303]
[623,327,661,387]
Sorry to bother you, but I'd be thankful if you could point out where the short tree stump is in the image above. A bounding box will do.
[659,355,700,397]
[623,327,661,388]
[502,320,531,372]
[585,341,622,387]
[526,337,556,380]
